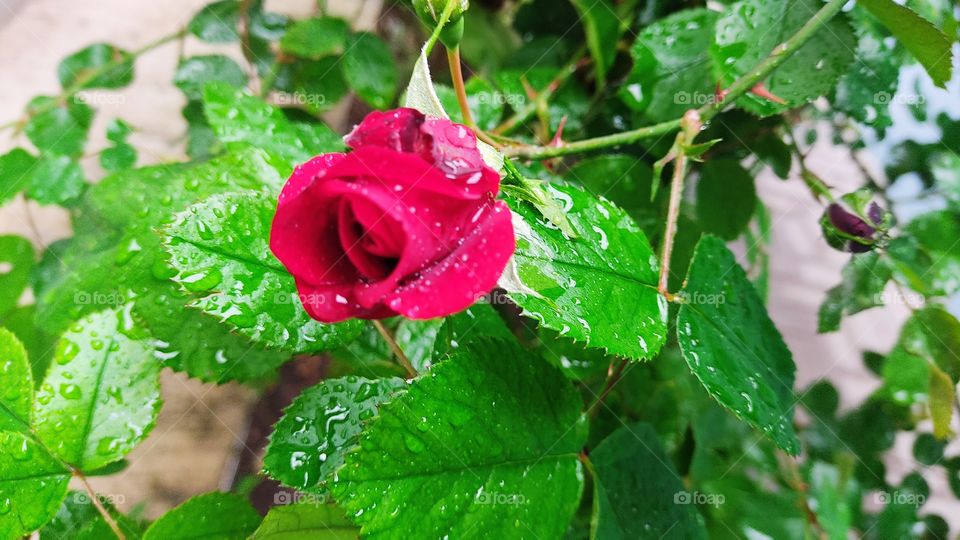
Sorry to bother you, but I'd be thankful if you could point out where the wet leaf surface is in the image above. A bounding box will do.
[0,431,70,540]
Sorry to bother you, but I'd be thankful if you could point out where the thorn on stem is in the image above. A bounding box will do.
[749,82,786,104]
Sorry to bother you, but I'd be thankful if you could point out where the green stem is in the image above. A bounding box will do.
[493,49,585,136]
[76,471,126,540]
[423,1,459,56]
[505,0,848,160]
[372,321,418,379]
[447,47,477,129]
[658,111,700,297]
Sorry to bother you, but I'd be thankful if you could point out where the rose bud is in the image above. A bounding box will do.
[269,108,515,323]
[412,0,469,48]
[819,192,891,253]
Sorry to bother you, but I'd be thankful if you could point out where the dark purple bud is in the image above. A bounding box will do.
[867,202,884,226]
[828,203,875,239]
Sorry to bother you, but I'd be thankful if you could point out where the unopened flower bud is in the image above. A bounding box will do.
[819,191,892,253]
[412,0,468,49]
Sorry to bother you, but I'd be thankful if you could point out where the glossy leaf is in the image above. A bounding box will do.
[280,17,349,59]
[0,328,32,431]
[41,490,143,539]
[695,159,756,240]
[858,0,954,87]
[591,422,707,539]
[164,192,363,353]
[435,78,504,132]
[0,431,70,540]
[807,462,855,539]
[502,183,668,360]
[252,503,359,539]
[188,0,241,43]
[27,154,85,206]
[143,492,261,540]
[677,236,800,454]
[57,43,133,90]
[342,32,398,109]
[24,97,93,157]
[888,210,960,296]
[0,235,33,314]
[174,55,248,101]
[835,33,900,132]
[711,0,856,116]
[621,8,718,123]
[264,376,406,493]
[0,306,55,383]
[32,307,160,471]
[431,303,514,364]
[333,341,586,539]
[0,148,38,206]
[203,82,343,169]
[393,319,444,372]
[571,0,620,86]
[818,252,892,333]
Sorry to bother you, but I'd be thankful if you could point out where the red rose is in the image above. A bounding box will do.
[270,108,515,322]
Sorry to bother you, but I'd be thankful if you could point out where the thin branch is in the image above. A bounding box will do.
[587,359,629,417]
[504,0,848,160]
[372,321,418,378]
[658,111,701,297]
[75,471,126,540]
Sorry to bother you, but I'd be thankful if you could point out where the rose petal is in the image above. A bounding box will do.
[296,279,396,323]
[344,108,426,153]
[419,117,488,179]
[271,154,359,286]
[337,196,405,280]
[385,200,515,319]
[327,146,496,201]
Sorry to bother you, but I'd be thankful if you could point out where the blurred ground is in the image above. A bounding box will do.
[0,0,956,525]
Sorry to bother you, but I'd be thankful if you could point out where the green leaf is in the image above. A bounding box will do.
[253,503,359,539]
[287,57,350,114]
[807,462,855,539]
[189,0,241,43]
[143,492,261,540]
[164,192,362,353]
[0,431,70,539]
[502,183,668,360]
[0,328,32,431]
[35,150,293,384]
[435,78,505,132]
[835,32,901,132]
[677,236,800,454]
[0,235,33,314]
[711,0,856,116]
[41,490,143,540]
[57,43,133,90]
[403,44,449,119]
[264,376,406,494]
[32,307,160,471]
[174,55,248,101]
[899,306,960,382]
[567,154,658,233]
[342,32,397,109]
[570,0,620,86]
[27,154,85,206]
[203,82,344,168]
[100,119,137,172]
[858,0,954,87]
[818,252,893,333]
[280,17,349,59]
[913,432,946,464]
[0,148,39,206]
[431,303,514,364]
[621,8,718,123]
[695,159,756,240]
[888,210,960,296]
[0,306,55,383]
[590,422,707,539]
[24,97,93,157]
[100,143,137,172]
[929,366,954,439]
[333,341,586,539]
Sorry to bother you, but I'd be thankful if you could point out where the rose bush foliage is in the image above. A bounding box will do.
[0,0,958,538]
